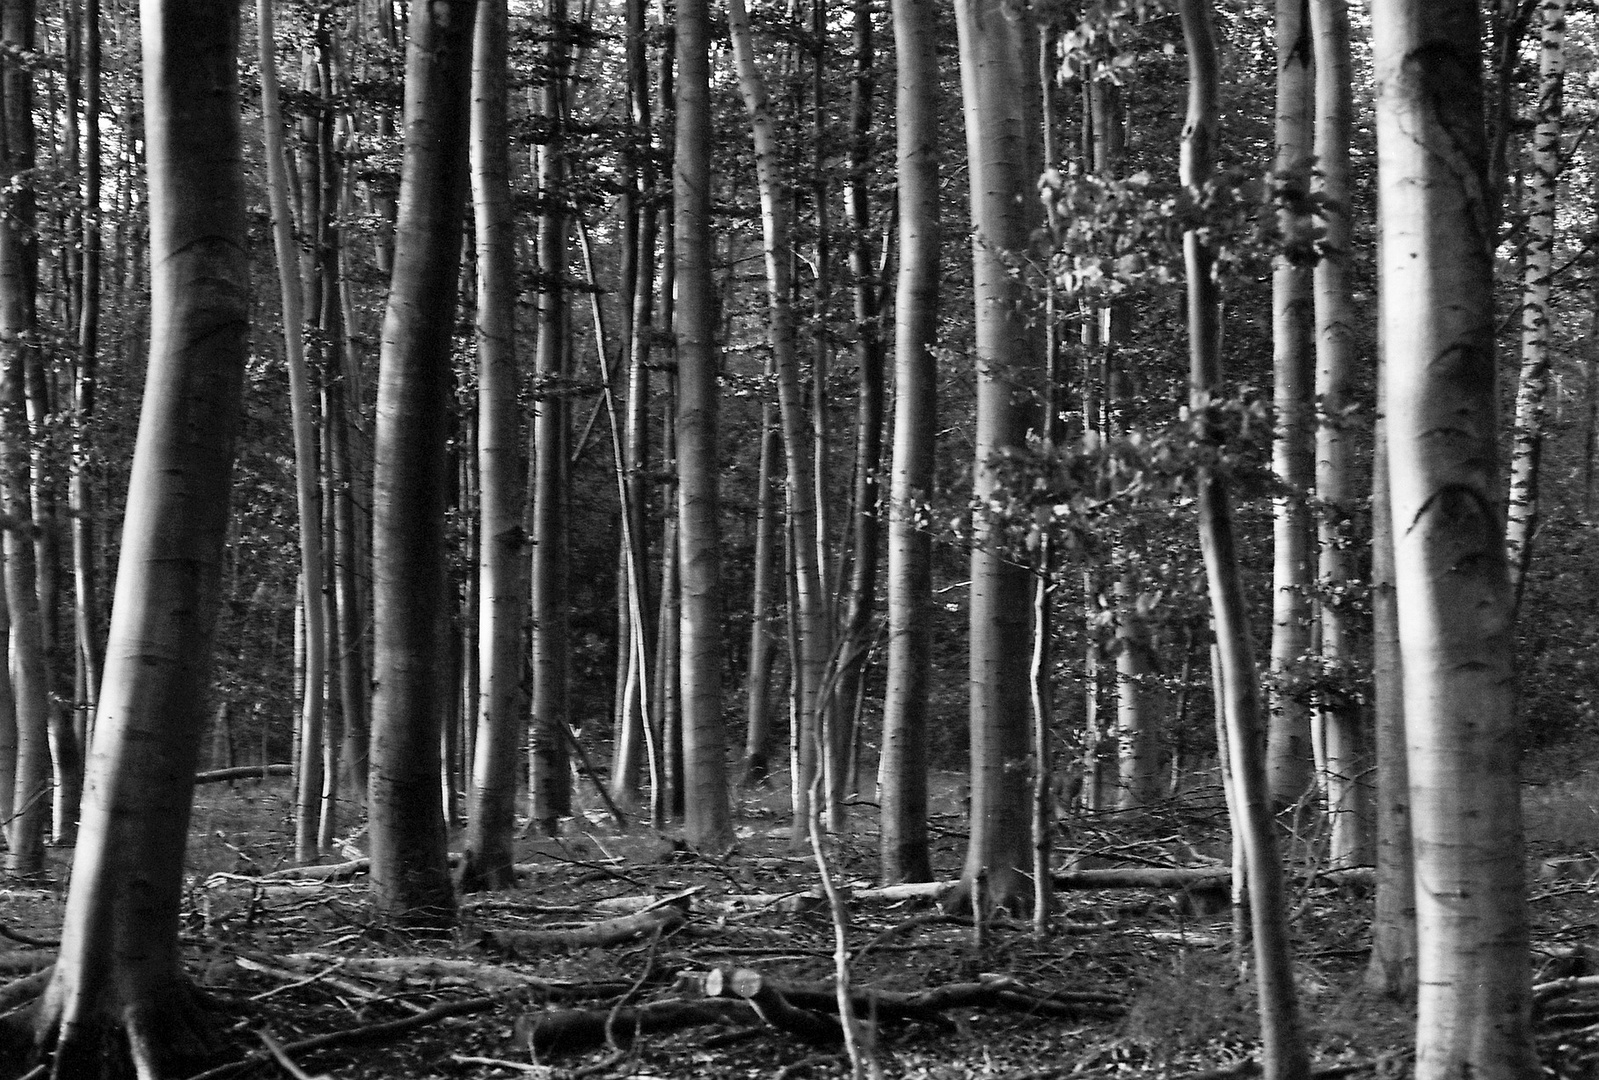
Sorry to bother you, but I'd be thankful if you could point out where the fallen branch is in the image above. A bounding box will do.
[194,764,292,784]
[481,906,686,956]
[0,966,51,1013]
[0,925,57,949]
[182,992,511,1080]
[258,858,371,883]
[1533,973,1599,1004]
[513,999,750,1055]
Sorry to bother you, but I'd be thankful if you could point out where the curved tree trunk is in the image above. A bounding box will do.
[954,0,1042,910]
[369,0,477,925]
[461,0,526,892]
[879,0,939,886]
[673,0,732,849]
[1266,0,1315,810]
[1373,0,1537,1072]
[32,0,249,1067]
[1180,0,1310,1075]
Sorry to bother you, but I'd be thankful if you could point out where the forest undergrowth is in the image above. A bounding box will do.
[3,764,1599,1079]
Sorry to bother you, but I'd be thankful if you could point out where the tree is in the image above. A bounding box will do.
[879,0,940,885]
[0,0,54,876]
[1504,0,1567,609]
[529,0,572,836]
[30,0,249,1066]
[674,0,733,850]
[1266,0,1315,810]
[1310,0,1368,868]
[724,0,833,839]
[258,0,330,868]
[954,0,1042,908]
[368,0,478,923]
[1372,0,1538,1072]
[1180,0,1310,1074]
[461,0,525,892]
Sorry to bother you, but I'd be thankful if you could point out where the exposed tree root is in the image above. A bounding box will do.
[36,977,220,1080]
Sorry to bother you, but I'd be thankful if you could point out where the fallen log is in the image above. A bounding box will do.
[194,764,292,785]
[513,999,750,1055]
[705,968,843,1046]
[480,905,687,956]
[258,858,371,883]
[276,952,636,999]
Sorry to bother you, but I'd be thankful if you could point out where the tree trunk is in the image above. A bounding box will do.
[743,396,780,785]
[528,0,572,836]
[0,0,51,875]
[724,0,833,840]
[1267,0,1315,811]
[260,0,329,867]
[878,0,939,886]
[70,0,104,760]
[830,0,885,802]
[1181,0,1310,1075]
[369,0,477,925]
[673,0,732,849]
[1365,331,1416,999]
[460,0,525,892]
[1504,0,1566,612]
[1373,0,1538,1072]
[954,0,1042,910]
[33,0,249,1065]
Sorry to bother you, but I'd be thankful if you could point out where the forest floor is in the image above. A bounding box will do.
[3,760,1599,1079]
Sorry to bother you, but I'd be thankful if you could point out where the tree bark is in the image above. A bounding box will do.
[1180,0,1310,1075]
[369,0,477,924]
[878,0,939,886]
[32,0,249,1066]
[954,0,1042,909]
[673,0,732,849]
[1372,0,1538,1072]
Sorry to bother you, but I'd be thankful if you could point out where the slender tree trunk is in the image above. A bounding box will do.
[460,0,525,891]
[528,0,572,835]
[34,0,249,1064]
[1365,334,1416,999]
[878,0,939,886]
[261,0,330,866]
[1504,0,1566,611]
[1373,0,1537,1072]
[1309,0,1368,868]
[0,585,13,848]
[724,0,832,839]
[369,0,477,925]
[1181,0,1310,1074]
[743,396,780,785]
[71,0,104,765]
[831,0,884,797]
[954,0,1042,909]
[1267,0,1315,810]
[0,0,50,875]
[1114,578,1156,808]
[673,0,732,849]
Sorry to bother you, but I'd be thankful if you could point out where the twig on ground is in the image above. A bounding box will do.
[448,1055,557,1076]
[257,1030,332,1080]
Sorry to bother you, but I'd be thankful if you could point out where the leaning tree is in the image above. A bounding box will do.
[25,0,250,1071]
